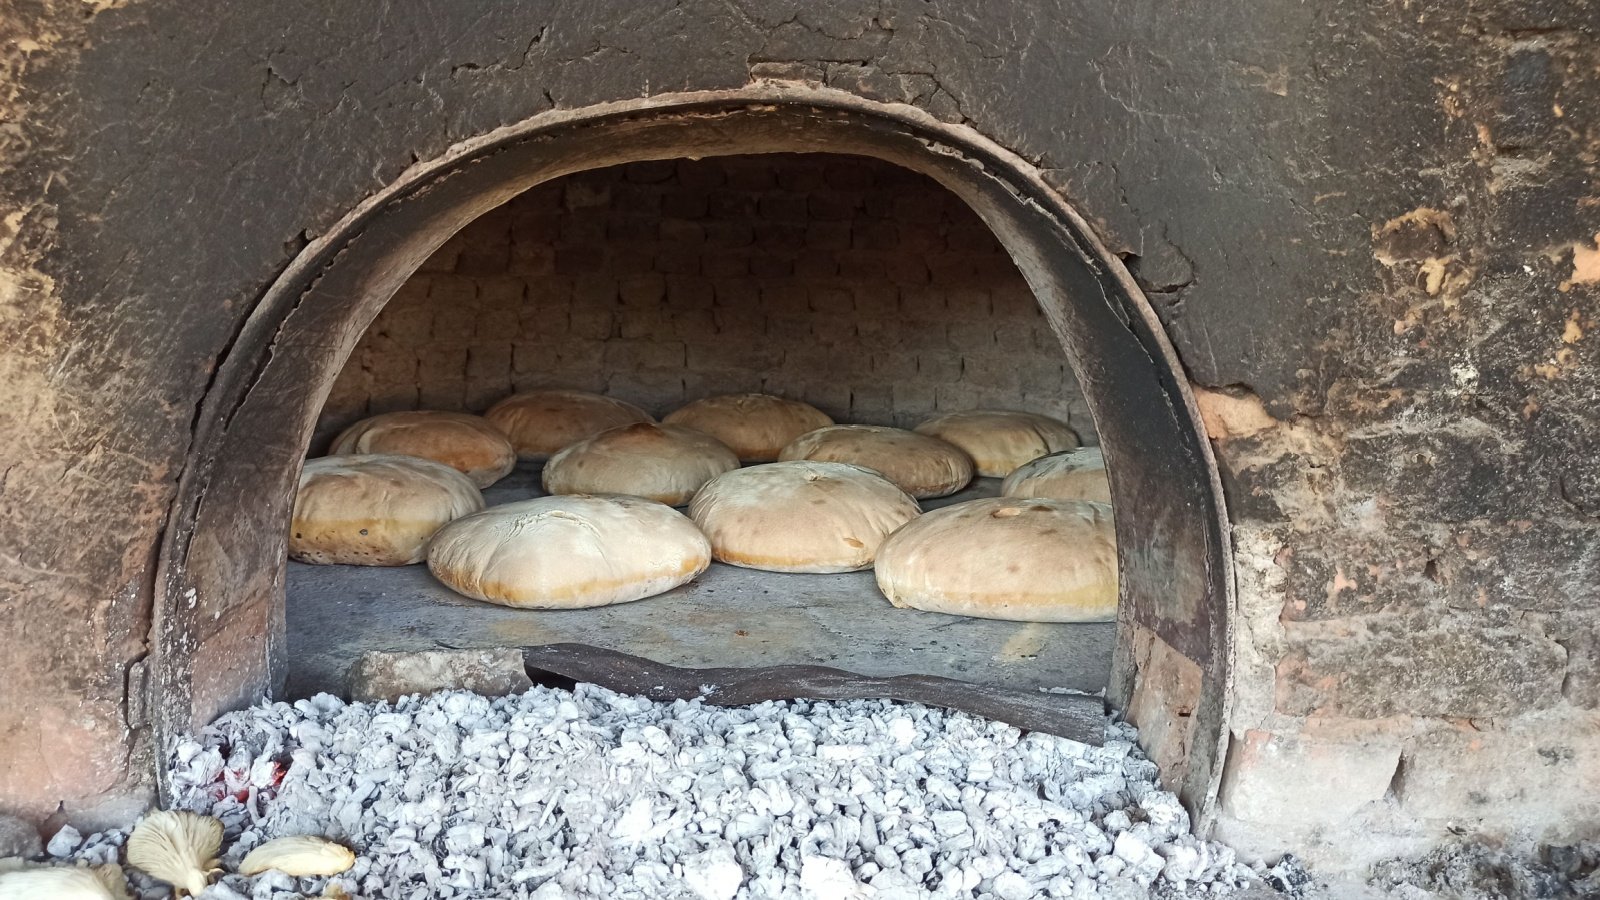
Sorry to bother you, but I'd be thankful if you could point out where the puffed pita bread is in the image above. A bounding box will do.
[688,461,920,573]
[874,497,1117,623]
[663,393,833,462]
[427,494,711,609]
[1000,447,1112,504]
[913,409,1079,477]
[291,454,484,566]
[543,423,739,506]
[330,410,516,488]
[485,389,653,461]
[778,424,974,499]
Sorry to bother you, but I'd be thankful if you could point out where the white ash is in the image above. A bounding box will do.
[66,685,1254,898]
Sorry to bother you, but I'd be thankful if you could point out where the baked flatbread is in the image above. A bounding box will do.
[428,494,711,609]
[778,425,973,499]
[874,497,1117,622]
[1000,447,1112,504]
[485,389,653,461]
[913,409,1079,477]
[543,423,739,506]
[290,455,484,565]
[330,410,515,488]
[688,461,920,573]
[663,393,833,462]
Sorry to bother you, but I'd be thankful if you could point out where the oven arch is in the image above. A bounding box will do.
[152,84,1236,826]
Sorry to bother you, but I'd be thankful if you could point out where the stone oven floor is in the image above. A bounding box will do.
[286,463,1115,704]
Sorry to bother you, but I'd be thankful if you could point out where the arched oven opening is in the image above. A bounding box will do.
[154,90,1232,824]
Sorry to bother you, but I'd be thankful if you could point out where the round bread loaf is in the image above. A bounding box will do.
[484,389,653,461]
[1001,447,1112,504]
[875,497,1117,622]
[688,461,920,573]
[778,425,974,499]
[427,494,711,609]
[290,455,484,566]
[329,410,516,488]
[662,393,833,462]
[913,409,1079,477]
[543,422,739,506]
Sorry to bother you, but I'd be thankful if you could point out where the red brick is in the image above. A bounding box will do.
[793,252,838,278]
[755,190,806,220]
[511,212,562,244]
[824,160,875,191]
[775,163,826,192]
[568,308,615,340]
[836,252,886,280]
[554,245,604,275]
[810,318,857,345]
[752,221,805,248]
[853,284,899,316]
[623,160,676,183]
[805,221,853,250]
[509,242,556,275]
[704,221,754,247]
[559,210,607,243]
[605,215,658,243]
[809,286,854,314]
[702,253,750,278]
[562,179,610,210]
[618,274,666,306]
[710,279,760,309]
[665,275,714,309]
[659,219,704,244]
[852,221,899,251]
[709,190,758,219]
[603,340,685,370]
[760,283,810,316]
[712,307,764,334]
[747,254,794,278]
[609,182,663,213]
[323,153,1085,457]
[662,191,709,219]
[676,159,727,190]
[721,160,776,191]
[654,251,702,275]
[807,191,858,221]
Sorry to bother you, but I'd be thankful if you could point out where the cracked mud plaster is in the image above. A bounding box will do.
[1564,233,1600,289]
[1372,208,1476,303]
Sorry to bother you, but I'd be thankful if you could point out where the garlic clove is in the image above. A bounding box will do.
[238,835,356,877]
[0,862,122,899]
[125,810,222,898]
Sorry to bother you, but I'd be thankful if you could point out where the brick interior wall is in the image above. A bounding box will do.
[317,153,1095,446]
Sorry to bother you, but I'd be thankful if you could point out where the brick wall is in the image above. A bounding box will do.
[317,154,1094,446]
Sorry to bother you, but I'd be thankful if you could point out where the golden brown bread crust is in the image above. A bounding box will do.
[427,494,711,609]
[542,422,739,505]
[688,461,920,573]
[778,424,974,499]
[663,393,833,462]
[874,497,1117,623]
[1000,447,1112,503]
[484,389,653,461]
[913,409,1079,477]
[290,454,484,565]
[330,410,516,488]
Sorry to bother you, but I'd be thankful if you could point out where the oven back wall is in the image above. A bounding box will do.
[316,154,1094,443]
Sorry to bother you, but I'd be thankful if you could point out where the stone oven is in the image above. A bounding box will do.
[288,152,1116,711]
[2,0,1595,883]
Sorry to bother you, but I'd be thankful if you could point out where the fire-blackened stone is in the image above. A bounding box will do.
[1277,614,1567,718]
